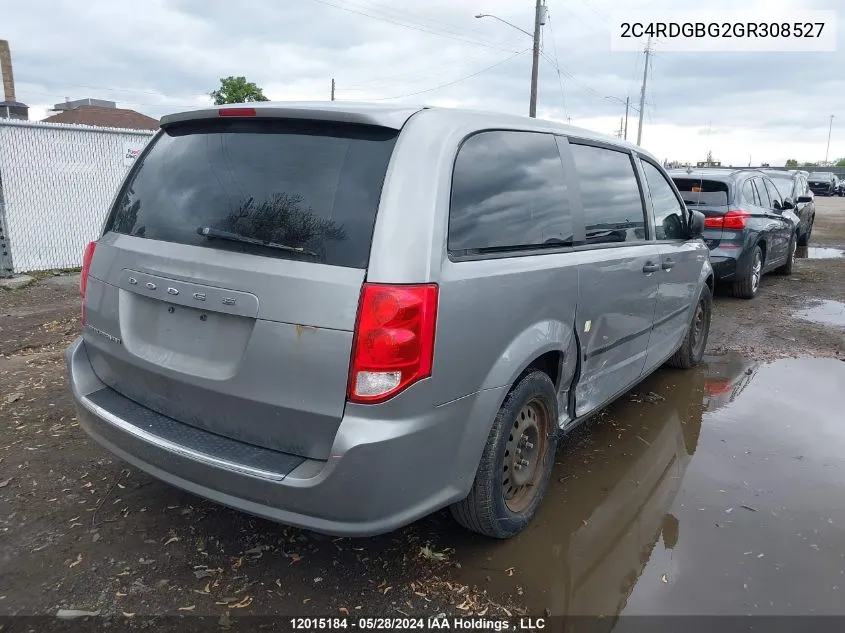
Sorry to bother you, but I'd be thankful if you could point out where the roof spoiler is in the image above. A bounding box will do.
[160,104,427,131]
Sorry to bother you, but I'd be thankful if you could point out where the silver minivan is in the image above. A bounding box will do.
[67,102,713,539]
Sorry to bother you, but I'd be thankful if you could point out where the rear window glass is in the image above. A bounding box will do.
[809,172,833,180]
[106,119,398,268]
[671,178,729,207]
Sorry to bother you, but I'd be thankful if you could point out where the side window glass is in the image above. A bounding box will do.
[754,178,771,208]
[741,180,757,207]
[763,178,782,209]
[640,161,686,240]
[569,143,647,244]
[448,131,573,253]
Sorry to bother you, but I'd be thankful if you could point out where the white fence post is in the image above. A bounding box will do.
[0,119,155,275]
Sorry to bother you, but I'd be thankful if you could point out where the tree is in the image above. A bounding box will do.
[836,158,845,167]
[785,159,798,168]
[209,76,269,105]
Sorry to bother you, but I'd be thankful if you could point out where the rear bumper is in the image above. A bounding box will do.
[66,338,505,537]
[709,253,740,281]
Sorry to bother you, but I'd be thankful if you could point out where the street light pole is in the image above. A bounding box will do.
[475,2,544,118]
[825,114,834,164]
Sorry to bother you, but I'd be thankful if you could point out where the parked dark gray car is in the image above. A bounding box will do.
[670,168,799,299]
[67,103,714,539]
[808,171,837,196]
[762,169,815,245]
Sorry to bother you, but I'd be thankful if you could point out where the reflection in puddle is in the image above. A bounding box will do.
[794,299,845,327]
[795,246,845,259]
[450,356,845,619]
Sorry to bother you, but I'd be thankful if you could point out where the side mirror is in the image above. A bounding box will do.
[781,198,794,210]
[688,210,705,238]
[797,195,813,203]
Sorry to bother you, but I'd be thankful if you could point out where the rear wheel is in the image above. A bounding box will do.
[732,245,762,299]
[775,234,797,275]
[667,284,712,369]
[798,219,813,246]
[450,371,558,539]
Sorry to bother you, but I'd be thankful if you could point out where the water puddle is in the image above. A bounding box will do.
[796,246,845,259]
[794,299,845,327]
[447,355,845,616]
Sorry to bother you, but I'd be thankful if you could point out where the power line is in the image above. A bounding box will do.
[339,49,530,101]
[306,0,522,53]
[553,2,603,36]
[578,0,611,23]
[341,49,505,90]
[544,13,568,118]
[539,51,604,100]
[346,0,492,39]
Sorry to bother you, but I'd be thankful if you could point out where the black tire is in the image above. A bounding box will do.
[775,233,797,275]
[666,284,712,369]
[800,219,814,246]
[732,245,763,299]
[798,221,811,246]
[450,371,558,539]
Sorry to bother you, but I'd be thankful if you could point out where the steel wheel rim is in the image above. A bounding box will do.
[503,398,549,513]
[751,252,762,291]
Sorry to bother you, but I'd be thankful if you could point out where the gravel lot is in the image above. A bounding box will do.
[1,197,844,623]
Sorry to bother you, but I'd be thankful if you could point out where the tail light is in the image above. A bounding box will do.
[347,283,438,404]
[80,241,97,323]
[703,209,750,230]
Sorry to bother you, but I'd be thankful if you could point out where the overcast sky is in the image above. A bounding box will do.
[3,0,843,165]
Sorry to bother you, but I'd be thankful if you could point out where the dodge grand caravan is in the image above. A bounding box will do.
[66,102,713,539]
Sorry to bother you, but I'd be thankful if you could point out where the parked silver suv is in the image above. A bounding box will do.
[66,102,713,539]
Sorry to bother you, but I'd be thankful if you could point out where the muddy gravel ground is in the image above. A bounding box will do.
[1,198,844,626]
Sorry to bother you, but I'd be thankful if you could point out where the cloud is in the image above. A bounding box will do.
[3,0,844,165]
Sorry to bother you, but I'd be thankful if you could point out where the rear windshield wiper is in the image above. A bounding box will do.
[197,226,318,258]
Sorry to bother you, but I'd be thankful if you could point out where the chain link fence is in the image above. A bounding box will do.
[0,119,154,276]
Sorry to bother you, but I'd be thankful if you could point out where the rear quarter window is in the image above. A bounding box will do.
[448,130,573,254]
[105,119,399,269]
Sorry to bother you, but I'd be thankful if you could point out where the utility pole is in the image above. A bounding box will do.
[331,78,336,101]
[529,0,544,118]
[636,37,652,145]
[624,96,629,140]
[825,114,834,164]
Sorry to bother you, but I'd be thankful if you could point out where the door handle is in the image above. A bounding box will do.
[643,261,660,273]
[662,258,675,270]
